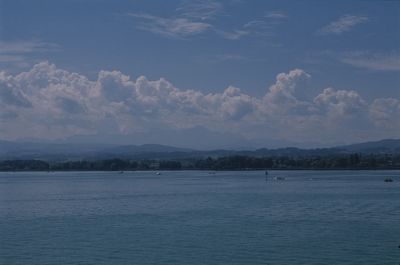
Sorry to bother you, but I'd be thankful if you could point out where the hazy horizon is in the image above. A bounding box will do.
[1,135,399,152]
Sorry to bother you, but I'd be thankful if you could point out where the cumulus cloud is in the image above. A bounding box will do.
[314,87,367,116]
[264,69,311,112]
[319,15,368,35]
[369,98,400,128]
[0,61,398,144]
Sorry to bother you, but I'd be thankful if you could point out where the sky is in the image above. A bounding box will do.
[0,0,399,149]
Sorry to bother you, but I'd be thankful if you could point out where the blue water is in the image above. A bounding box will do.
[0,170,399,265]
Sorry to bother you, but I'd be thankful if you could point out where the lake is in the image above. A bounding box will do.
[0,170,399,265]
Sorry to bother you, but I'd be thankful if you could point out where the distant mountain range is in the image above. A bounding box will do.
[337,139,400,153]
[0,139,399,161]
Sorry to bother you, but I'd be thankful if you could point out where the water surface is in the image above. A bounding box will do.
[0,170,399,264]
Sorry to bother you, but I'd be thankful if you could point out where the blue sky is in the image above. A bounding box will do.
[0,0,399,148]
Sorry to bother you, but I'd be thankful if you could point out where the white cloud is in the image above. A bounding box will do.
[177,0,222,20]
[339,51,400,71]
[216,54,248,61]
[319,15,368,35]
[128,5,287,41]
[0,54,26,64]
[128,13,212,38]
[129,12,250,40]
[241,11,287,39]
[0,40,61,68]
[265,11,287,20]
[243,20,269,29]
[0,78,32,108]
[215,29,249,40]
[264,69,311,107]
[0,61,398,144]
[314,87,367,117]
[0,40,60,54]
[369,98,400,128]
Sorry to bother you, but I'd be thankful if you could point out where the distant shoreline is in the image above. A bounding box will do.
[1,168,400,173]
[1,153,399,172]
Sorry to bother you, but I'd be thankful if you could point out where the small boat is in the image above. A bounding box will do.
[118,171,124,174]
[156,172,161,175]
[273,176,285,181]
[384,178,393,182]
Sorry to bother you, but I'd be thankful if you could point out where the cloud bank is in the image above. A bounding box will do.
[0,62,399,146]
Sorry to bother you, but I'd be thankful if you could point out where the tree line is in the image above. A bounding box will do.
[1,153,399,171]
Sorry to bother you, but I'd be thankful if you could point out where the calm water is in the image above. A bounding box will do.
[0,170,399,265]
